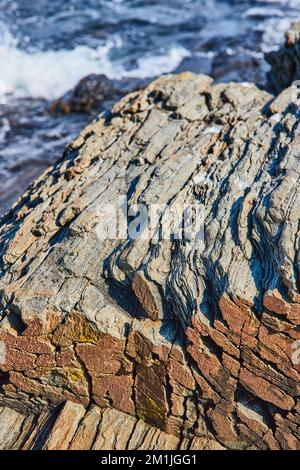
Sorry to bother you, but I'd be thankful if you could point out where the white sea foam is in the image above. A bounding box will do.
[260,17,295,52]
[0,118,10,144]
[0,22,190,101]
[252,0,300,53]
[243,7,284,18]
[0,40,117,100]
[118,46,190,79]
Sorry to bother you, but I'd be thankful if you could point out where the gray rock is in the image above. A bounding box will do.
[0,72,299,450]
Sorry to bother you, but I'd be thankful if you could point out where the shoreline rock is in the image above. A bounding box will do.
[48,74,147,115]
[266,21,300,93]
[49,74,123,114]
[0,401,224,450]
[0,72,299,450]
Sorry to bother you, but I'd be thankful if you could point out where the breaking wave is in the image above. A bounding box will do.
[0,22,190,101]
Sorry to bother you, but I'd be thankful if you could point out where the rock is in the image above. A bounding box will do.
[0,407,27,450]
[49,74,123,114]
[0,72,299,450]
[266,21,300,93]
[0,401,223,450]
[43,401,86,450]
[69,405,102,450]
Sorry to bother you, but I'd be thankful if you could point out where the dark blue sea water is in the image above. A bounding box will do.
[0,0,300,214]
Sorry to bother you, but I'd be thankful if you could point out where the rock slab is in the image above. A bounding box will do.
[0,72,299,449]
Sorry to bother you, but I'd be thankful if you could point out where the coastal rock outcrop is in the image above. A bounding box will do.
[0,72,299,450]
[49,74,123,114]
[267,21,300,93]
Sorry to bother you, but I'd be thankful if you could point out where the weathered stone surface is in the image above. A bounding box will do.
[0,407,26,450]
[0,71,299,450]
[43,401,86,450]
[69,405,102,450]
[0,401,222,450]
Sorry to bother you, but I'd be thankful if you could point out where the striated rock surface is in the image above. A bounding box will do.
[0,72,299,450]
[0,401,223,450]
[267,21,300,93]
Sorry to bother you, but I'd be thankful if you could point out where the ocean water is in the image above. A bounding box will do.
[0,0,300,214]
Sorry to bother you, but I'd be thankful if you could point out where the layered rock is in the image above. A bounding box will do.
[0,401,223,450]
[0,72,299,450]
[266,21,300,93]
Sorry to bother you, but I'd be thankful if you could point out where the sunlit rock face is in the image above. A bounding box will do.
[0,72,299,450]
